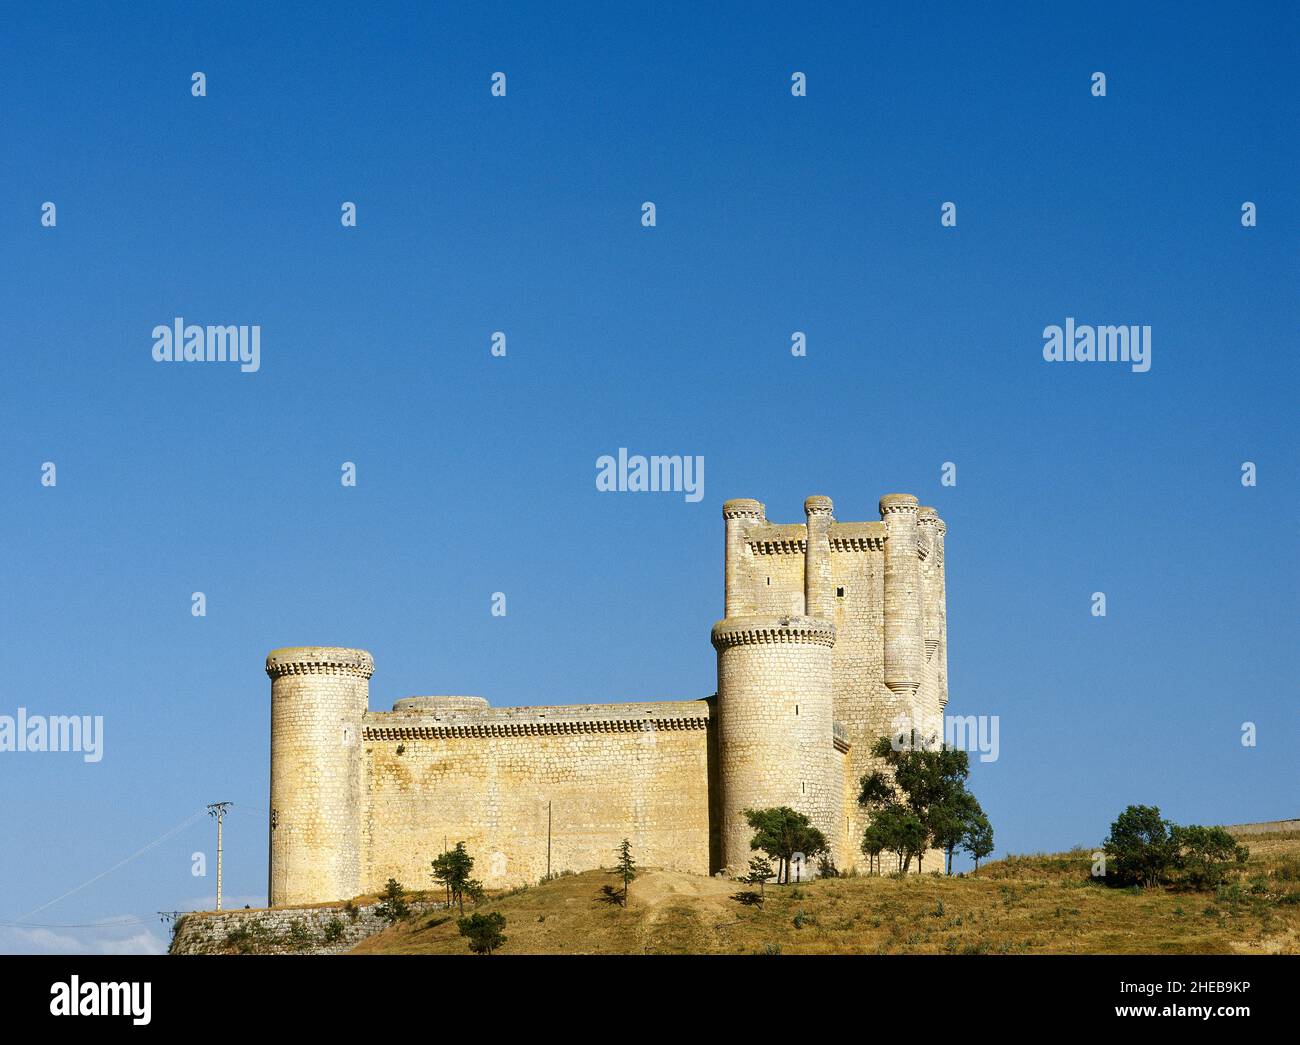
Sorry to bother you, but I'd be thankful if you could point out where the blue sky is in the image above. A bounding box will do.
[0,1,1295,953]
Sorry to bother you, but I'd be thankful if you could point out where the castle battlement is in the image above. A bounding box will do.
[265,490,949,905]
[363,699,713,739]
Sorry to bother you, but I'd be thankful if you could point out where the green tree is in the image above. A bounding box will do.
[457,911,507,955]
[859,736,993,875]
[375,878,409,923]
[744,854,775,903]
[615,838,637,907]
[931,789,983,874]
[962,813,994,871]
[1172,825,1249,890]
[876,802,928,873]
[860,820,887,875]
[1103,805,1177,888]
[744,807,828,883]
[432,842,483,913]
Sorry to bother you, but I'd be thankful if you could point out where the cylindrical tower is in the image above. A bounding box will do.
[803,495,835,621]
[711,615,839,876]
[917,508,948,713]
[722,499,764,617]
[880,494,925,702]
[267,646,372,906]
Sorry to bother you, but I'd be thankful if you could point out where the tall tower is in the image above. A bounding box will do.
[917,506,949,720]
[880,494,925,705]
[266,646,372,906]
[712,497,842,877]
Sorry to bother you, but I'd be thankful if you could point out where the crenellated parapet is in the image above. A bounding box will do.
[722,498,765,520]
[266,646,374,680]
[710,615,836,649]
[366,698,712,740]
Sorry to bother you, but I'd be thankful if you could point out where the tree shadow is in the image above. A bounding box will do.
[731,891,764,907]
[597,884,626,907]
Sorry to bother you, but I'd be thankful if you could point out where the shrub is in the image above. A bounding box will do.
[1102,805,1178,887]
[375,879,410,923]
[1172,825,1248,890]
[286,918,313,946]
[457,911,507,955]
[322,917,346,944]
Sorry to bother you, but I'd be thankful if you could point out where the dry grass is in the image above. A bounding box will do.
[349,833,1300,955]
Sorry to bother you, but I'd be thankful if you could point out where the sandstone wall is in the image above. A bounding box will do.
[712,616,841,875]
[168,899,441,955]
[267,647,371,907]
[359,699,715,891]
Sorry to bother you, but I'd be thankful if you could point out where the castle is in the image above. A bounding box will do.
[266,492,948,906]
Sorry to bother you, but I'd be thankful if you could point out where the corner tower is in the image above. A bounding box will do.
[266,646,372,906]
[712,497,843,877]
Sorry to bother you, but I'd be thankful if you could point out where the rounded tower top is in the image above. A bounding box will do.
[723,498,765,520]
[711,614,835,650]
[266,646,375,680]
[803,495,834,516]
[917,506,947,534]
[879,493,920,516]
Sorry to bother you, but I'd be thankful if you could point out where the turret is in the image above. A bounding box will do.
[879,494,925,701]
[803,495,835,621]
[713,496,842,878]
[711,616,839,876]
[722,499,764,617]
[917,507,948,712]
[267,646,372,906]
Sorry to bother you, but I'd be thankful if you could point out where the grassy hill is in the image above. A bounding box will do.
[350,831,1300,955]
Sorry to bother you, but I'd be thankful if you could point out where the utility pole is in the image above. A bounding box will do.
[157,910,185,946]
[206,802,233,910]
[547,801,552,881]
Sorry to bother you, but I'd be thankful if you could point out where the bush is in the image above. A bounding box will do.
[286,918,313,946]
[1173,825,1248,890]
[457,911,507,955]
[322,917,346,944]
[1102,805,1178,887]
[375,879,410,923]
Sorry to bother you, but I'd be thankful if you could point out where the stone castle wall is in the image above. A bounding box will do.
[169,899,443,955]
[264,491,949,904]
[360,699,715,891]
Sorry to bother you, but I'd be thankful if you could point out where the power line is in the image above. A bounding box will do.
[11,807,208,923]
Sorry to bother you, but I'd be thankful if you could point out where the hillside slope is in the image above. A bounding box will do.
[350,832,1300,955]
